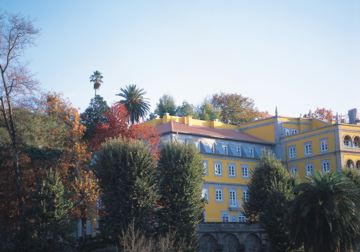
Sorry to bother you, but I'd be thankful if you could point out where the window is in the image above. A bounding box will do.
[202,188,208,201]
[203,160,208,175]
[320,139,328,152]
[228,164,236,177]
[290,167,298,176]
[249,147,255,158]
[292,129,299,135]
[344,136,352,147]
[215,189,223,201]
[288,146,296,159]
[242,165,249,178]
[239,213,246,223]
[243,190,249,203]
[306,164,314,176]
[347,160,355,169]
[236,146,241,156]
[223,145,228,155]
[229,190,237,207]
[284,128,290,136]
[304,142,312,156]
[211,143,216,153]
[214,162,222,176]
[322,161,330,173]
[222,212,230,222]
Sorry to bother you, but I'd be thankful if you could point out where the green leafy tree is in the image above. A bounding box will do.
[90,71,103,96]
[245,152,296,252]
[154,94,177,117]
[289,172,360,252]
[116,84,150,124]
[157,142,204,250]
[197,100,220,121]
[211,92,260,124]
[176,101,197,117]
[95,138,158,247]
[80,95,109,141]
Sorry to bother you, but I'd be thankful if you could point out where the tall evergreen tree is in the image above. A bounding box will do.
[116,84,150,124]
[244,152,296,252]
[80,95,109,141]
[289,172,360,252]
[157,142,204,250]
[94,138,158,247]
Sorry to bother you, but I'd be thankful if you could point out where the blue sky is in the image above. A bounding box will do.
[2,0,360,117]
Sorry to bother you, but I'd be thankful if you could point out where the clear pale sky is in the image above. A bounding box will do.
[2,0,360,117]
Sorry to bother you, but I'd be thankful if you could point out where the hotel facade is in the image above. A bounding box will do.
[149,110,360,223]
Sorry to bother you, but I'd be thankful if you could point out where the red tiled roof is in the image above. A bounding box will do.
[156,121,270,144]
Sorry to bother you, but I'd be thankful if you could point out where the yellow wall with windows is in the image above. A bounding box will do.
[202,156,256,184]
[287,154,337,178]
[204,187,248,222]
[202,155,256,221]
[284,128,336,160]
[150,115,360,222]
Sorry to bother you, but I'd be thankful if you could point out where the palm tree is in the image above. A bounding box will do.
[289,172,360,252]
[116,84,150,124]
[90,71,103,96]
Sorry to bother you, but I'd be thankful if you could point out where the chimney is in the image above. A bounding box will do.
[348,108,359,124]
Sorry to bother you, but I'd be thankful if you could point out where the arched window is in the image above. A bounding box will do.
[354,136,360,148]
[356,161,360,170]
[344,135,352,147]
[346,160,355,169]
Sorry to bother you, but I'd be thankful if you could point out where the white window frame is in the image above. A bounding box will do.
[229,190,237,207]
[242,165,249,178]
[239,213,246,223]
[243,190,249,203]
[215,188,223,201]
[290,167,298,176]
[214,161,222,176]
[288,145,296,159]
[320,139,328,152]
[304,142,312,156]
[222,211,230,222]
[228,163,236,177]
[203,160,208,175]
[306,164,314,176]
[202,188,208,201]
[211,143,216,153]
[236,146,241,156]
[322,160,330,173]
[249,147,255,158]
[223,145,228,155]
[284,128,290,136]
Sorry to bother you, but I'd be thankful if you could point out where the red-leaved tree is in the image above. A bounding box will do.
[92,104,159,156]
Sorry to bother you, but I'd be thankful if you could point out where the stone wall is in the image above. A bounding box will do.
[198,223,268,252]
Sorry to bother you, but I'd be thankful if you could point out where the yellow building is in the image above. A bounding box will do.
[150,111,360,223]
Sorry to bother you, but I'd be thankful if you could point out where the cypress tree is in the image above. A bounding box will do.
[95,138,157,246]
[244,152,297,252]
[157,142,204,250]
